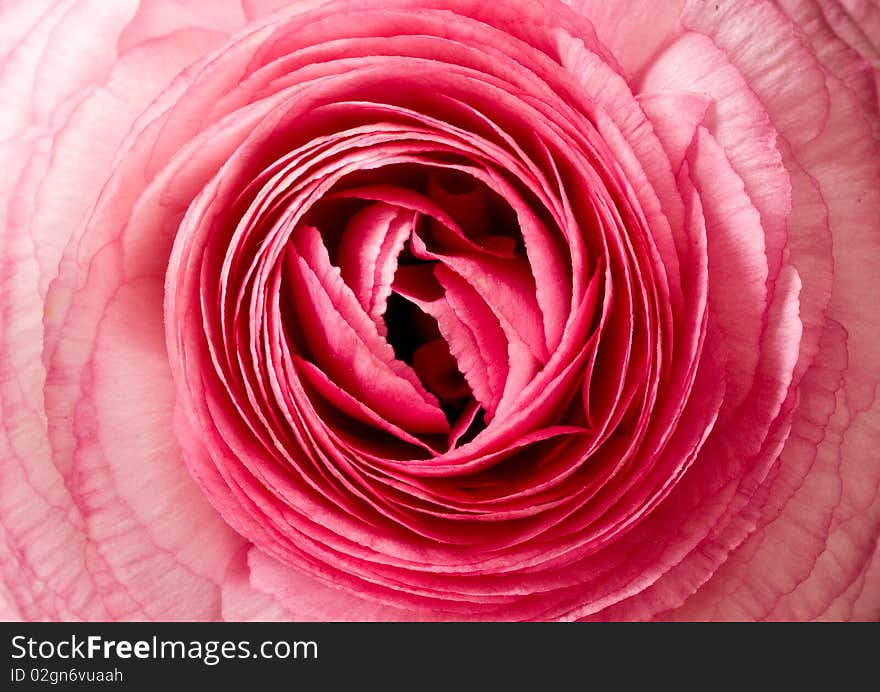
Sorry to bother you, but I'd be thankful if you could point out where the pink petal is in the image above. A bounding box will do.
[664,319,879,620]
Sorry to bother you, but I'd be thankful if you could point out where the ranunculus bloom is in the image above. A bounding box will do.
[1,0,878,621]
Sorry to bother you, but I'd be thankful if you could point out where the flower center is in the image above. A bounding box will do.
[283,164,534,449]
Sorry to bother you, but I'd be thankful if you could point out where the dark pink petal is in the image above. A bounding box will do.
[336,202,414,335]
[286,225,449,434]
[294,354,442,454]
[393,264,501,413]
[435,263,541,420]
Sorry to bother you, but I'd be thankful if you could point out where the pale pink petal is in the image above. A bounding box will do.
[58,279,245,618]
[220,547,295,621]
[118,0,248,52]
[687,126,769,418]
[244,547,436,621]
[564,0,686,77]
[0,0,255,621]
[636,90,710,172]
[639,31,793,285]
[649,6,880,620]
[681,0,831,145]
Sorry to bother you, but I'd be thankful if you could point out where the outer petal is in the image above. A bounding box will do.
[564,0,686,77]
[661,2,880,621]
[227,547,439,622]
[0,0,265,621]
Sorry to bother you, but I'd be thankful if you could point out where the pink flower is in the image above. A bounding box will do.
[1,0,878,622]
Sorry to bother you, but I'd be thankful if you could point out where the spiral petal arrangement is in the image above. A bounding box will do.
[0,0,877,621]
